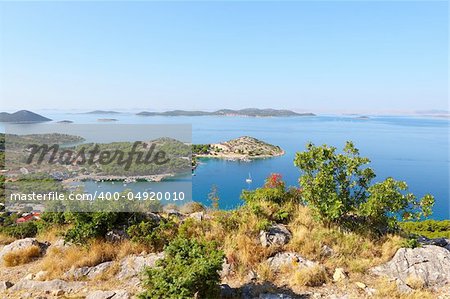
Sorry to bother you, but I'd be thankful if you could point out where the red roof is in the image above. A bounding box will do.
[16,213,41,223]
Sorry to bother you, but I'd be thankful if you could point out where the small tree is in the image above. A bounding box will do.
[294,141,434,234]
[139,237,224,299]
[208,185,220,210]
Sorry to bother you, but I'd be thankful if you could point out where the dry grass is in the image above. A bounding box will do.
[373,278,435,299]
[292,265,328,287]
[3,245,41,267]
[256,262,275,282]
[286,205,403,274]
[35,225,69,244]
[38,239,148,279]
[0,233,16,245]
[405,275,426,290]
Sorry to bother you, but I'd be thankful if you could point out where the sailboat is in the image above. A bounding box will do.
[245,173,252,183]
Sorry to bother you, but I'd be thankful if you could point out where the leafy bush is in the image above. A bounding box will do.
[127,219,178,251]
[294,142,434,235]
[64,212,146,244]
[0,221,38,238]
[140,237,224,299]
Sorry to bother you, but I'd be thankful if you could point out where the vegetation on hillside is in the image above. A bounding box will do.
[0,138,448,298]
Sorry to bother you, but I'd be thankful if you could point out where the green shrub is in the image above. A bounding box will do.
[127,219,178,251]
[64,212,146,244]
[0,221,38,238]
[400,220,450,239]
[140,237,224,299]
[294,141,434,235]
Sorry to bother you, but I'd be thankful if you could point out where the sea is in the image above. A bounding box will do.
[2,111,449,220]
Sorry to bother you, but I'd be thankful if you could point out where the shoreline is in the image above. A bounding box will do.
[195,149,285,161]
[63,173,174,183]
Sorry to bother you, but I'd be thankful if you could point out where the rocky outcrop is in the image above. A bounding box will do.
[259,224,292,247]
[116,252,164,280]
[371,245,450,289]
[266,252,316,272]
[9,279,86,293]
[86,290,130,299]
[65,261,114,280]
[0,238,48,261]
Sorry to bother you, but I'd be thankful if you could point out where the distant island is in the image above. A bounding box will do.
[137,108,315,117]
[82,110,121,114]
[97,118,118,122]
[56,120,74,124]
[193,136,284,162]
[0,110,52,123]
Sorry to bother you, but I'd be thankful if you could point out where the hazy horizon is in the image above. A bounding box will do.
[0,1,448,113]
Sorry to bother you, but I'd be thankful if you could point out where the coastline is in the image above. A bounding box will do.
[195,149,285,161]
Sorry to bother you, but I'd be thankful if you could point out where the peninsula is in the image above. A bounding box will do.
[193,136,284,162]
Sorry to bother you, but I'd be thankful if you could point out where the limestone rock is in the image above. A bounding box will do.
[10,279,86,292]
[116,252,164,280]
[333,268,348,282]
[259,224,292,247]
[267,252,316,271]
[65,261,113,280]
[371,245,450,288]
[0,281,13,290]
[0,238,48,261]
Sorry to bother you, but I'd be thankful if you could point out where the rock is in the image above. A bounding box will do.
[0,281,13,290]
[86,290,116,299]
[247,269,258,281]
[86,290,129,299]
[355,281,366,289]
[220,284,236,298]
[52,289,65,296]
[65,261,113,280]
[321,245,334,257]
[50,239,70,249]
[259,294,297,299]
[24,273,35,280]
[145,212,163,222]
[371,245,450,289]
[189,211,205,221]
[220,258,233,277]
[259,224,292,247]
[0,238,48,260]
[34,270,48,281]
[417,236,448,247]
[267,252,316,271]
[116,252,164,280]
[165,209,183,218]
[333,268,348,282]
[10,279,86,292]
[105,229,129,243]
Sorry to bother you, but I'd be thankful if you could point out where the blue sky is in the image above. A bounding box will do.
[0,1,447,113]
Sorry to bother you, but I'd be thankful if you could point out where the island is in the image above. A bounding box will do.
[56,120,74,124]
[83,110,121,114]
[97,118,118,122]
[0,110,52,123]
[193,136,284,163]
[137,108,315,117]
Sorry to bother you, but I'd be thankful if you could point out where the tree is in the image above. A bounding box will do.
[208,185,220,210]
[139,237,224,299]
[294,141,434,234]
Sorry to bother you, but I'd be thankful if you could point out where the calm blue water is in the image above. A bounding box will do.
[2,112,449,219]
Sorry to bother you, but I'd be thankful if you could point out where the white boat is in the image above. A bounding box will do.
[245,173,252,183]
